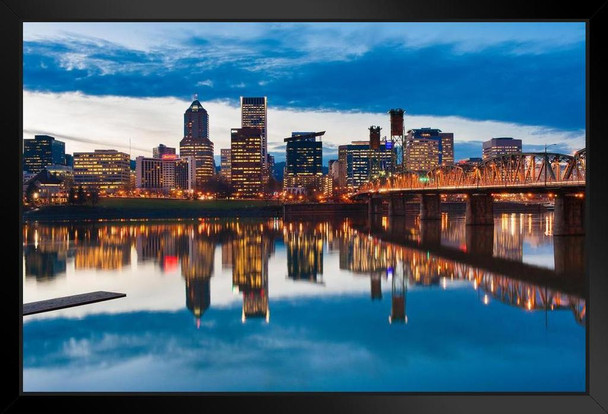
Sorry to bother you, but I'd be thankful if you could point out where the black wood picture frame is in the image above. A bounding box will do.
[4,1,607,413]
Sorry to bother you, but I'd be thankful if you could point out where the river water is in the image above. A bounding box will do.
[22,211,585,392]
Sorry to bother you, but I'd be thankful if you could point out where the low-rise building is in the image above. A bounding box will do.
[73,149,131,192]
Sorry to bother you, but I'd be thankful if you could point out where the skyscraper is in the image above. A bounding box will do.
[240,97,268,176]
[23,135,66,173]
[338,141,393,190]
[482,137,522,160]
[230,127,263,198]
[439,132,454,166]
[283,131,324,192]
[183,98,209,140]
[179,136,215,188]
[179,98,215,188]
[405,128,454,172]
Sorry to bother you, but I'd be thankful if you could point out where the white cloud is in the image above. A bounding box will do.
[23,91,585,161]
[196,79,214,88]
[58,52,89,71]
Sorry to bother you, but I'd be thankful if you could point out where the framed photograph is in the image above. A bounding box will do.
[6,0,608,412]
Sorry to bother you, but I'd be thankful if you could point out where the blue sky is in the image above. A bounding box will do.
[22,22,586,162]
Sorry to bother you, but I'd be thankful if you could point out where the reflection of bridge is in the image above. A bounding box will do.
[340,219,585,325]
[355,150,586,235]
[361,217,584,297]
[473,270,586,326]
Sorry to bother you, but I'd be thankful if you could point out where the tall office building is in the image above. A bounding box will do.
[482,137,522,160]
[231,127,264,198]
[179,99,215,188]
[73,149,130,191]
[153,144,176,159]
[184,98,209,140]
[439,132,454,166]
[23,135,66,173]
[179,136,214,187]
[240,97,268,177]
[220,148,232,181]
[338,141,393,190]
[283,131,324,191]
[405,128,454,172]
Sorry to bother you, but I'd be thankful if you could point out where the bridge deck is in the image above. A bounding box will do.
[358,181,585,197]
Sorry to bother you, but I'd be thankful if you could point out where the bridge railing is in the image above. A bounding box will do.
[358,150,586,194]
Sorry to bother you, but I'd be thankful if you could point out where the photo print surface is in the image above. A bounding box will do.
[22,22,586,392]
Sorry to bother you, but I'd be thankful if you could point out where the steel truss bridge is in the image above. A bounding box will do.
[357,149,586,195]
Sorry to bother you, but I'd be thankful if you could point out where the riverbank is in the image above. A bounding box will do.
[22,198,551,222]
[22,198,284,222]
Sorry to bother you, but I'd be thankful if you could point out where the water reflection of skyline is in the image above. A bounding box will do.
[22,212,585,325]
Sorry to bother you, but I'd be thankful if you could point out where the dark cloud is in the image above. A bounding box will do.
[24,35,585,131]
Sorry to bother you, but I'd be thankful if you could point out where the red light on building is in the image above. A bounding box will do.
[162,154,178,160]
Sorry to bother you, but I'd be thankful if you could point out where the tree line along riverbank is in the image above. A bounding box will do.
[22,198,285,221]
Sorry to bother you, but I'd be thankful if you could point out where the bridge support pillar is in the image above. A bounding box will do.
[466,194,494,225]
[420,220,441,247]
[553,235,585,277]
[388,194,406,217]
[420,194,441,220]
[368,197,383,225]
[465,225,494,256]
[554,193,585,236]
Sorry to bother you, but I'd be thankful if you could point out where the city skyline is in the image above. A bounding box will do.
[23,22,585,164]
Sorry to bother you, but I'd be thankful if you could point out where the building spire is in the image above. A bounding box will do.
[193,93,198,101]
